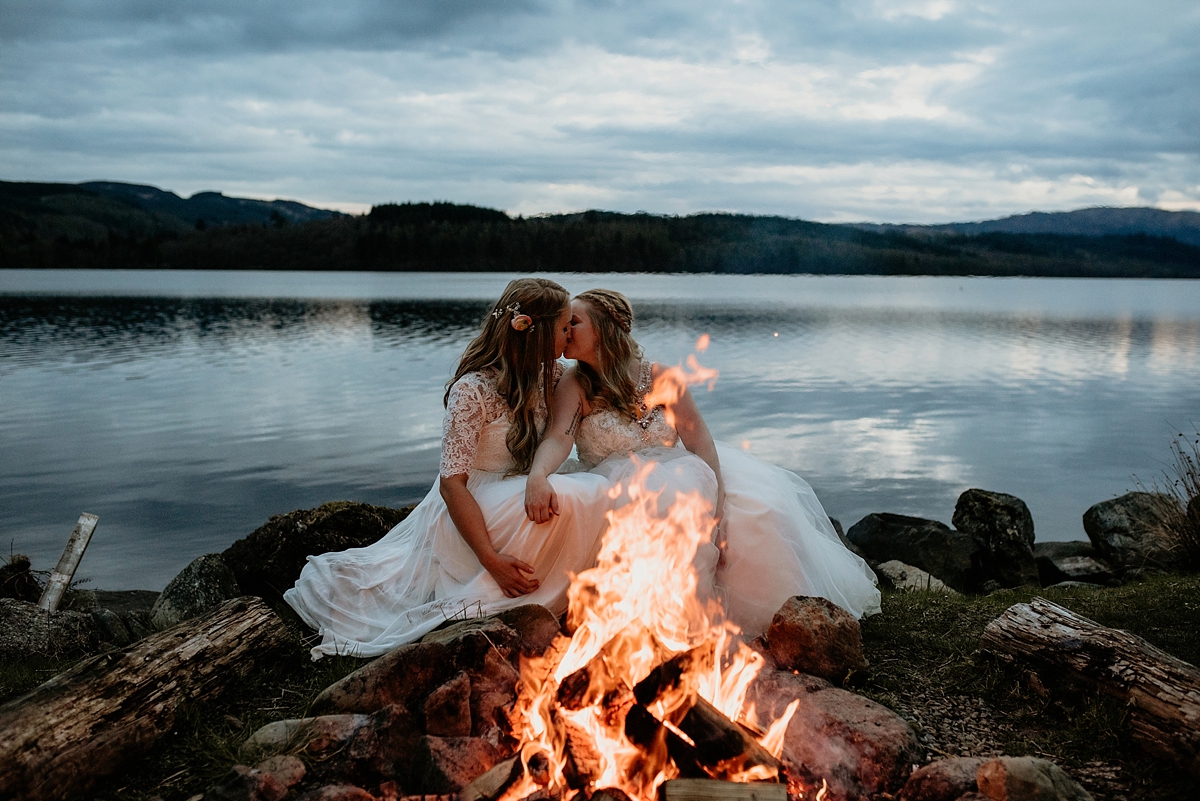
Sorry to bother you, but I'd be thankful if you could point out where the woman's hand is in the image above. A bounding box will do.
[525,474,560,523]
[484,552,540,597]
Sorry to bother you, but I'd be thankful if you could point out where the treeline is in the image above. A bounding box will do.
[3,187,1200,277]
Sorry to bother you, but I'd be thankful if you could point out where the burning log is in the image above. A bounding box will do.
[632,644,715,716]
[561,718,603,789]
[982,597,1200,779]
[557,622,668,711]
[458,756,523,801]
[677,698,783,781]
[624,704,708,779]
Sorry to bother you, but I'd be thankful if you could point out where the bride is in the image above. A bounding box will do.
[285,279,613,659]
[525,289,881,637]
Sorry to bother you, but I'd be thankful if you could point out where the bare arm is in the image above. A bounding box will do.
[440,474,539,597]
[525,369,589,523]
[656,363,726,531]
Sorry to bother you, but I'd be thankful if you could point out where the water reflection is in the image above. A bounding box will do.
[1,274,1199,589]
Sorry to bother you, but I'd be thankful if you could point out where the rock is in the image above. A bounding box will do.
[410,735,504,794]
[898,757,984,801]
[0,597,101,659]
[222,501,412,603]
[0,555,42,603]
[424,671,473,737]
[422,616,521,668]
[765,596,868,685]
[830,518,867,559]
[313,640,454,715]
[765,679,924,801]
[875,561,958,594]
[953,489,1039,588]
[63,589,159,641]
[1083,491,1185,572]
[745,668,833,724]
[1035,555,1117,587]
[150,554,242,630]
[241,714,370,761]
[468,647,521,738]
[293,785,377,801]
[976,756,1092,801]
[203,758,305,801]
[492,604,562,656]
[1032,541,1096,560]
[847,513,982,592]
[256,755,307,791]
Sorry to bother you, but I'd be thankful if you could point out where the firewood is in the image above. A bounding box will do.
[624,704,707,779]
[981,596,1200,778]
[557,622,668,711]
[458,755,523,801]
[659,778,786,801]
[562,718,603,789]
[632,643,715,714]
[0,597,292,801]
[677,697,783,781]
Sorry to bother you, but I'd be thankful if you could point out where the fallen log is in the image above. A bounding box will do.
[0,596,293,801]
[981,596,1200,778]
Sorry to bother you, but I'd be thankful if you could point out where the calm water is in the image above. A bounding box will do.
[2,269,1198,590]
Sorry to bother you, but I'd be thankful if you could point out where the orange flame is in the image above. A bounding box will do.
[505,347,813,801]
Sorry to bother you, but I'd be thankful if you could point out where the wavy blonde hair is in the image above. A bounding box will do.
[447,278,569,474]
[573,288,644,419]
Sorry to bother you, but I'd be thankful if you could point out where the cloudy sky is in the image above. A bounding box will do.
[2,1,1198,222]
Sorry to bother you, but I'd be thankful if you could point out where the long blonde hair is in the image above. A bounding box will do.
[446,278,569,475]
[573,288,644,419]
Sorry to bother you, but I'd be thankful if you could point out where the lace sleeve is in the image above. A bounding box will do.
[439,375,487,477]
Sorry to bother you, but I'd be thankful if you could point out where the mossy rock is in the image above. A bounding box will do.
[222,501,413,603]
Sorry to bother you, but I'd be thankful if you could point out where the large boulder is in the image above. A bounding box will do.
[150,553,242,630]
[976,756,1092,801]
[222,501,413,602]
[1082,491,1185,572]
[749,670,923,801]
[952,489,1038,588]
[847,513,982,592]
[1035,554,1117,587]
[765,596,868,685]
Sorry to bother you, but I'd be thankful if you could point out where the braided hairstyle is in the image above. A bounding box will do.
[573,288,644,419]
[447,278,569,475]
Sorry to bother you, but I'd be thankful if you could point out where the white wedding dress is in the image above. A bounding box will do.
[285,368,613,659]
[574,361,881,638]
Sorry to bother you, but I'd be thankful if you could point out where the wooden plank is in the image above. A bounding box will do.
[37,513,99,612]
[660,778,786,801]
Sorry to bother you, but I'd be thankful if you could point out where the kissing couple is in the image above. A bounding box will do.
[285,278,880,659]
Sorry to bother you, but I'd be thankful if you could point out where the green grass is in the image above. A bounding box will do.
[5,576,1200,799]
[860,574,1200,800]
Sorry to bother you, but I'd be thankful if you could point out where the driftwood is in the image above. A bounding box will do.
[981,596,1200,778]
[0,596,293,801]
[37,513,98,612]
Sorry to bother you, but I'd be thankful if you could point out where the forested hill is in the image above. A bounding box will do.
[2,180,1198,277]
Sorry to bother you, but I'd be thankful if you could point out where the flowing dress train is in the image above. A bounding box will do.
[575,361,881,638]
[285,369,612,659]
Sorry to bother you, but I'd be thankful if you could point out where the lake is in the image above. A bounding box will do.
[2,269,1198,590]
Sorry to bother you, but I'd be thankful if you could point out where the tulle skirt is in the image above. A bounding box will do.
[284,469,612,659]
[587,443,881,638]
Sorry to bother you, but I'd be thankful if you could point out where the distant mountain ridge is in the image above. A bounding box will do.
[853,207,1200,248]
[2,180,1198,277]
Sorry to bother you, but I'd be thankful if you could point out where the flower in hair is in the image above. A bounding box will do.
[511,314,533,331]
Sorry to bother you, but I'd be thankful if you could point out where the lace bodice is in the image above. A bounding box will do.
[576,361,679,467]
[439,365,561,476]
